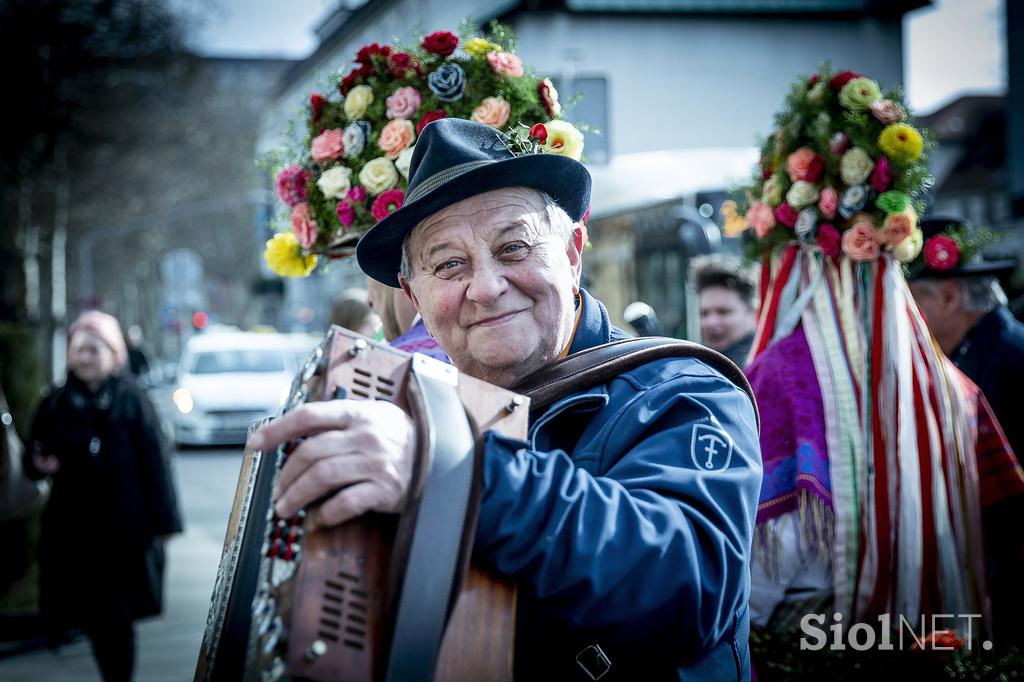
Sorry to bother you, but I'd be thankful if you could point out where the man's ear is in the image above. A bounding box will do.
[398,275,420,312]
[566,223,586,294]
[939,279,962,311]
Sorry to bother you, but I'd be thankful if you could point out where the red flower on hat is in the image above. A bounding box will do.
[388,52,418,78]
[924,235,960,271]
[356,43,391,65]
[775,202,799,228]
[416,110,447,135]
[371,189,405,221]
[421,31,458,57]
[529,123,548,143]
[310,93,328,125]
[830,70,862,91]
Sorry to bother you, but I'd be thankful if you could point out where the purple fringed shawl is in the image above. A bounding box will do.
[390,319,450,364]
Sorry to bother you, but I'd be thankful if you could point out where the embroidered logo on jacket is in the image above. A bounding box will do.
[691,424,733,472]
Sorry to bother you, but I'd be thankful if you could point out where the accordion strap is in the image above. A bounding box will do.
[385,355,477,681]
[512,337,759,431]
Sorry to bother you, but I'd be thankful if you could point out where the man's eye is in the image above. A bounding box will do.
[433,259,464,277]
[498,242,529,259]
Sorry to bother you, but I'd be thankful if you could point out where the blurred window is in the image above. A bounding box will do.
[190,350,285,374]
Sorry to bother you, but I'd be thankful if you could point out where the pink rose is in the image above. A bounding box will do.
[291,203,318,249]
[385,86,422,120]
[371,189,405,221]
[311,128,345,162]
[870,156,893,193]
[870,99,905,125]
[470,96,511,129]
[487,51,524,77]
[346,186,367,204]
[746,201,776,237]
[786,147,824,183]
[336,202,355,229]
[775,202,799,228]
[829,132,850,156]
[816,223,841,260]
[841,221,881,261]
[880,211,914,245]
[924,235,961,271]
[377,119,416,159]
[818,187,839,219]
[275,164,308,207]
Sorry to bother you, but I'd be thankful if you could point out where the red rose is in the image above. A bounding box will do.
[775,202,799,228]
[371,189,405,221]
[356,43,391,65]
[816,223,841,260]
[529,123,548,143]
[421,30,458,57]
[830,70,863,91]
[340,63,374,94]
[388,52,418,78]
[924,235,961,271]
[310,93,328,124]
[416,110,447,135]
[869,155,893,193]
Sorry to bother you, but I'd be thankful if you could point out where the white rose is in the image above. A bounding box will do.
[840,147,874,186]
[892,228,924,263]
[795,208,819,241]
[344,85,374,120]
[786,180,820,209]
[358,157,399,196]
[807,80,828,105]
[316,166,353,199]
[395,146,415,180]
[343,122,368,158]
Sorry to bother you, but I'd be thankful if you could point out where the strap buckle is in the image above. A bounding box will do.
[575,643,612,680]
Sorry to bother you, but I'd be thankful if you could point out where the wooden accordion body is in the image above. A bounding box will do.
[194,327,528,681]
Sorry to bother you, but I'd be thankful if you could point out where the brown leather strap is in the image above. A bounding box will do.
[511,337,759,431]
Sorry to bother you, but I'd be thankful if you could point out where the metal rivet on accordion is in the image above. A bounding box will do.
[302,345,324,382]
[348,338,368,357]
[506,395,525,413]
[305,640,328,662]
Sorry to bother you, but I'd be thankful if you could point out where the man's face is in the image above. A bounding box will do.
[400,188,583,387]
[908,279,963,352]
[699,286,756,352]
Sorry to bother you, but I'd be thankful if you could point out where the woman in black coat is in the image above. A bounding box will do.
[26,311,183,682]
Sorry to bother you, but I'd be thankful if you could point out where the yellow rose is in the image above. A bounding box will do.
[720,200,748,237]
[541,120,584,161]
[344,85,374,120]
[464,37,500,57]
[264,232,317,278]
[358,157,399,195]
[892,228,923,263]
[878,123,924,164]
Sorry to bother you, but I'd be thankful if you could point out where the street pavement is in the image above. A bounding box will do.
[0,446,244,681]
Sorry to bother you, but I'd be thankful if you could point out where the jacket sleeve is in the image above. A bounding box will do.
[22,388,57,480]
[473,367,762,657]
[131,385,184,536]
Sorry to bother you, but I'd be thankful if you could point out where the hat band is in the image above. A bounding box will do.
[406,159,496,204]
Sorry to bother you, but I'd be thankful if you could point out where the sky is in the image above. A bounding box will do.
[188,0,1006,116]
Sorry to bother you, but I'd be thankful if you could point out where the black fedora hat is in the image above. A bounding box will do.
[355,118,591,287]
[907,215,1017,280]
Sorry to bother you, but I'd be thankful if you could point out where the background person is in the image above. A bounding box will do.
[690,255,759,368]
[25,310,182,682]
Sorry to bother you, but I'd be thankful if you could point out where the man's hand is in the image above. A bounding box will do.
[249,400,416,526]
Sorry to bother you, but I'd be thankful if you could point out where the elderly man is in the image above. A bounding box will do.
[251,119,761,680]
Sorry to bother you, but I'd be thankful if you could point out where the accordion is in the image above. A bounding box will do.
[194,327,529,681]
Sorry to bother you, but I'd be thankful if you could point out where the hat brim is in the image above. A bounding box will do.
[356,153,591,287]
[907,258,1017,280]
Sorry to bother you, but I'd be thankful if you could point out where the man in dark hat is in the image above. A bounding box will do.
[907,216,1023,457]
[252,119,762,680]
[908,215,1024,647]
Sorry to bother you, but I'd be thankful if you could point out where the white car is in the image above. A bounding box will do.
[171,331,317,446]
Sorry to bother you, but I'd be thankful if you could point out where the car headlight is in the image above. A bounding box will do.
[172,387,194,414]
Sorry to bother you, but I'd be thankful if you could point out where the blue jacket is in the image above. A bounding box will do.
[475,290,762,681]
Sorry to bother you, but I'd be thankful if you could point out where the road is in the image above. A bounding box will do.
[0,445,244,682]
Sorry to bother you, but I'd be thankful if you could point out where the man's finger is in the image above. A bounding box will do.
[273,429,364,500]
[274,448,377,518]
[316,481,387,526]
[249,400,360,452]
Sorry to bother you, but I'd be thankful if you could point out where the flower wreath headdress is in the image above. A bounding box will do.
[264,22,584,278]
